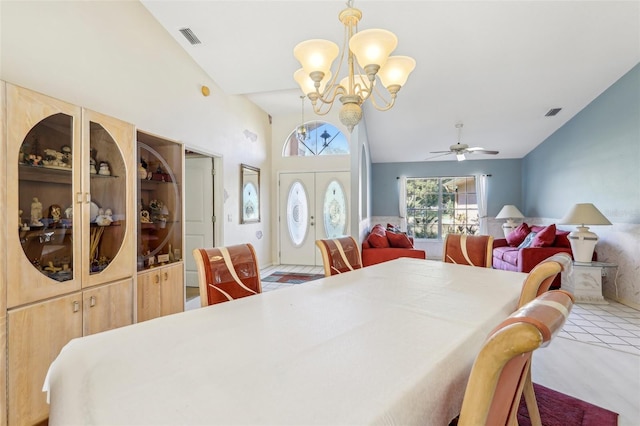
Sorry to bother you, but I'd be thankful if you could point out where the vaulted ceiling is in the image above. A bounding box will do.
[141,1,640,163]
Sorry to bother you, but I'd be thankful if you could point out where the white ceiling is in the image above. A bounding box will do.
[140,1,640,163]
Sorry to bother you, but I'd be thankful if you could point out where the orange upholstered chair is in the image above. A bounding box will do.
[455,290,574,426]
[315,236,363,277]
[192,243,261,307]
[443,234,494,268]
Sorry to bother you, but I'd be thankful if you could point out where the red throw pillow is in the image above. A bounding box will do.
[387,231,413,248]
[555,230,571,248]
[506,223,530,247]
[367,225,390,248]
[531,224,557,248]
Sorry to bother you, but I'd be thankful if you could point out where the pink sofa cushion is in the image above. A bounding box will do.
[532,224,556,248]
[506,223,530,247]
[493,246,519,262]
[387,231,413,248]
[367,225,390,248]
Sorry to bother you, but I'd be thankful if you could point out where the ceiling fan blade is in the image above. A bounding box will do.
[466,147,499,155]
[424,152,453,160]
[429,150,453,154]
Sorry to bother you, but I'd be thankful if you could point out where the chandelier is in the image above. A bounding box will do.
[293,0,416,132]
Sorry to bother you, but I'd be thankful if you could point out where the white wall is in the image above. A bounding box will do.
[1,1,272,264]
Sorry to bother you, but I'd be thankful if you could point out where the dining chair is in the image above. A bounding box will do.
[442,234,494,268]
[455,290,574,426]
[315,236,363,277]
[515,252,572,425]
[192,243,261,307]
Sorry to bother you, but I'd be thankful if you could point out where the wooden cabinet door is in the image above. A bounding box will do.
[137,269,162,322]
[83,278,133,336]
[161,262,184,317]
[7,293,82,426]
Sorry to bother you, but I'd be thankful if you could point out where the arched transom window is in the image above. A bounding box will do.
[283,121,349,157]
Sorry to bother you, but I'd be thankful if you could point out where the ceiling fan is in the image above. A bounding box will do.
[427,122,499,161]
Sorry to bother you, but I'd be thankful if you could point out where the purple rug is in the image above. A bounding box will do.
[262,271,325,284]
[517,383,618,426]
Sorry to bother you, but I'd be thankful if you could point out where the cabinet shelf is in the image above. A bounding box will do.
[19,164,120,184]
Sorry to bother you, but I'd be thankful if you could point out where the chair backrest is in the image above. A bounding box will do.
[457,290,574,426]
[518,253,573,308]
[443,234,494,268]
[315,236,363,277]
[192,243,261,307]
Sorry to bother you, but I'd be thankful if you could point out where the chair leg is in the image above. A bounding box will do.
[523,367,542,426]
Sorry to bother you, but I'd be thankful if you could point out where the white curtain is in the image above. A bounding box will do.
[476,174,488,235]
[398,176,407,232]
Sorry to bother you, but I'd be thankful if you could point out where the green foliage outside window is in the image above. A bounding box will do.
[406,176,478,239]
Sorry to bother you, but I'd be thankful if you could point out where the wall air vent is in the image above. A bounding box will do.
[179,28,201,45]
[545,108,562,117]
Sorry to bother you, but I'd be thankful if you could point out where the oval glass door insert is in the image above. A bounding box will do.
[286,181,309,247]
[323,179,347,238]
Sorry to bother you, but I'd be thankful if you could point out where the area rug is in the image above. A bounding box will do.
[517,383,618,426]
[262,271,325,284]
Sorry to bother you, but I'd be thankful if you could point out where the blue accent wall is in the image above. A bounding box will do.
[523,63,640,223]
[371,159,522,217]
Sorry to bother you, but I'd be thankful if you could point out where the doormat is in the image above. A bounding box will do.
[517,383,618,426]
[262,271,325,284]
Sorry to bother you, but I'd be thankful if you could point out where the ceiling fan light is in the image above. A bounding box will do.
[349,29,397,70]
[294,68,332,95]
[456,153,466,162]
[378,56,416,89]
[294,39,339,78]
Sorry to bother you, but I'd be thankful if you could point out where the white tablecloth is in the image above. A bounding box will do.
[45,258,524,425]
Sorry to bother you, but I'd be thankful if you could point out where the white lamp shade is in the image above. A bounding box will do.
[294,68,332,95]
[559,203,612,226]
[496,205,524,220]
[377,56,416,88]
[348,29,397,69]
[294,39,339,77]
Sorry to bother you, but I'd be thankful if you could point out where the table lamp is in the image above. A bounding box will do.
[559,203,611,264]
[495,205,525,238]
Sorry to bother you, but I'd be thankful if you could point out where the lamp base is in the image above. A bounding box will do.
[501,220,517,238]
[568,226,598,263]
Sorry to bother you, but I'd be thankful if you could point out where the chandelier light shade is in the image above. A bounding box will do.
[559,203,612,264]
[495,205,525,238]
[293,0,415,132]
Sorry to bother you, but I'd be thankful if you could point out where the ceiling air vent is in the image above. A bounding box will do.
[545,108,562,117]
[179,28,201,45]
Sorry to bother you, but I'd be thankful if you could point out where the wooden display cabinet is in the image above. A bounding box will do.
[136,130,184,322]
[3,83,136,425]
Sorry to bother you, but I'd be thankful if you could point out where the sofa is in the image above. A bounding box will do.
[492,223,588,288]
[362,224,426,267]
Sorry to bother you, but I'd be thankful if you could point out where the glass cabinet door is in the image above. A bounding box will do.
[7,85,82,307]
[82,110,135,289]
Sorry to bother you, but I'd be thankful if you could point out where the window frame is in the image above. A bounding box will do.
[405,176,479,241]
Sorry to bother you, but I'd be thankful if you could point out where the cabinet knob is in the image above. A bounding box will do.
[154,274,160,284]
[72,301,80,313]
[90,296,96,307]
[164,272,169,281]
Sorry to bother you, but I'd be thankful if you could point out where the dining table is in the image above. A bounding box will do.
[44,258,525,425]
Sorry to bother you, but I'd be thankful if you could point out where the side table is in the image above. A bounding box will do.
[561,261,617,304]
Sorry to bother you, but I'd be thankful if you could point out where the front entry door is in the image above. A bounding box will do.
[279,171,350,266]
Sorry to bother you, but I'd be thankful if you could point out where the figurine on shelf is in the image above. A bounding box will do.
[19,209,23,225]
[96,208,113,226]
[49,204,62,223]
[140,210,152,223]
[89,157,97,174]
[30,197,43,226]
[98,161,111,176]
